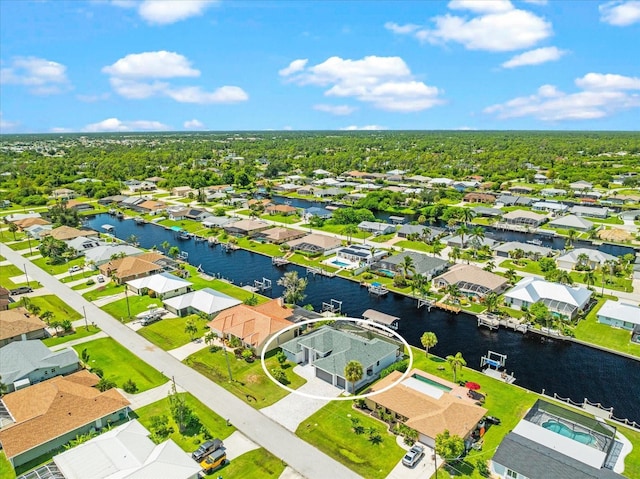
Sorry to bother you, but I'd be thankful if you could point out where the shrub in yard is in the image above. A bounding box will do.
[149,415,174,443]
[86,279,95,286]
[476,459,490,476]
[270,368,288,385]
[97,377,117,392]
[379,359,409,378]
[241,348,254,361]
[362,273,373,280]
[122,378,138,393]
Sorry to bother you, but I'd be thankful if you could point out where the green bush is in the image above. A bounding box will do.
[86,279,95,286]
[122,378,138,393]
[379,359,409,379]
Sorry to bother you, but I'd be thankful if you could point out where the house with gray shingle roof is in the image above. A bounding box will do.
[548,214,595,232]
[374,252,450,280]
[281,326,399,391]
[0,340,80,392]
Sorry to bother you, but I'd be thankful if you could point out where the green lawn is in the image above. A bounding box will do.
[184,348,306,408]
[499,259,632,292]
[260,213,302,224]
[217,448,286,479]
[0,264,42,289]
[11,294,82,321]
[394,239,432,253]
[302,222,371,241]
[369,233,395,243]
[31,256,86,274]
[138,315,208,350]
[42,324,101,346]
[573,300,640,358]
[101,293,163,322]
[135,392,235,452]
[73,337,166,392]
[0,451,15,479]
[5,239,35,251]
[82,281,125,300]
[296,399,405,479]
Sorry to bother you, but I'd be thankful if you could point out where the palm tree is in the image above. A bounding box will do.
[277,271,308,304]
[484,292,500,313]
[446,352,466,383]
[8,222,18,240]
[399,255,416,280]
[204,331,218,347]
[576,253,590,270]
[431,241,445,258]
[583,270,596,289]
[445,283,461,303]
[184,318,199,341]
[448,246,461,264]
[342,224,359,244]
[505,268,518,285]
[566,228,577,247]
[40,310,54,325]
[483,260,496,272]
[459,208,476,225]
[421,332,438,357]
[344,360,363,394]
[161,240,171,252]
[456,223,470,248]
[168,246,180,259]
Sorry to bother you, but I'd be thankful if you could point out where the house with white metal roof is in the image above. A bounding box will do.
[596,300,640,331]
[163,287,242,318]
[531,201,569,214]
[570,205,610,219]
[503,277,592,319]
[53,419,200,479]
[492,241,553,258]
[126,272,192,300]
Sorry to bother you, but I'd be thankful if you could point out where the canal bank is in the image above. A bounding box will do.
[85,213,640,424]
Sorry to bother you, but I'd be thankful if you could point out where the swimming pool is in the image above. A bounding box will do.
[331,260,350,267]
[378,269,395,278]
[412,374,453,392]
[542,420,597,446]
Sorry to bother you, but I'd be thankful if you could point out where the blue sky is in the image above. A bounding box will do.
[1,0,639,133]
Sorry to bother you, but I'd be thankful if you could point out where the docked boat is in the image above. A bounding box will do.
[134,216,147,224]
[526,238,543,246]
[177,231,191,240]
[101,224,115,232]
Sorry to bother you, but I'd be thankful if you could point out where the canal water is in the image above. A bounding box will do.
[85,214,640,423]
[273,195,636,257]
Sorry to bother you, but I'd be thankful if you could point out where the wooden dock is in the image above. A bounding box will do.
[482,367,516,384]
[477,314,528,333]
[433,301,461,313]
[306,266,335,278]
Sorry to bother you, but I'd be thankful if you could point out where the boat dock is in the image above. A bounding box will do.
[222,242,239,253]
[367,282,389,296]
[433,301,461,313]
[322,298,342,314]
[480,351,516,384]
[272,256,290,266]
[306,266,335,277]
[253,277,272,292]
[208,236,219,246]
[477,313,528,333]
[362,309,400,330]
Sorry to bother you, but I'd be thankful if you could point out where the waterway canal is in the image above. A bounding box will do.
[85,214,640,423]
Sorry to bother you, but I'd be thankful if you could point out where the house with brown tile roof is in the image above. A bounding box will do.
[463,192,496,204]
[0,370,130,467]
[265,204,298,216]
[45,225,98,241]
[366,369,487,448]
[207,298,296,354]
[137,199,167,215]
[0,287,10,311]
[13,217,51,230]
[98,256,163,284]
[0,307,48,347]
[223,219,271,236]
[286,233,343,255]
[433,264,508,298]
[65,199,95,212]
[255,227,306,244]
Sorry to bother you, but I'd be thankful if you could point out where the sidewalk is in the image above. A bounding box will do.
[49,331,108,351]
[118,381,183,410]
[167,336,210,361]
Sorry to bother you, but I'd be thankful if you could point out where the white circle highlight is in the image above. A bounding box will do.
[260,317,414,401]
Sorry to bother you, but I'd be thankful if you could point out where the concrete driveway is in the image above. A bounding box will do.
[385,441,437,479]
[260,365,343,432]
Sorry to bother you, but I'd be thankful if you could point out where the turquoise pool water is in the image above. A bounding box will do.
[378,269,395,278]
[542,420,597,446]
[331,260,350,267]
[412,374,453,392]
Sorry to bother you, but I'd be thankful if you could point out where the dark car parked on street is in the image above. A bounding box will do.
[10,286,33,295]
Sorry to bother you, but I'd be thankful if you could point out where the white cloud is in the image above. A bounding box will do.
[112,0,216,25]
[447,0,514,14]
[340,125,387,131]
[83,117,170,132]
[383,22,421,34]
[599,1,640,26]
[313,104,357,115]
[484,72,640,121]
[0,112,18,132]
[575,72,640,90]
[184,119,205,129]
[103,51,248,104]
[165,85,248,103]
[501,46,567,68]
[455,126,478,130]
[0,56,71,94]
[388,3,551,52]
[282,125,293,130]
[522,0,548,5]
[279,59,308,77]
[102,51,200,78]
[282,55,443,112]
[50,127,74,133]
[76,92,110,102]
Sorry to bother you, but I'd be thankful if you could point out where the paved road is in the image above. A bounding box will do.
[1,245,361,479]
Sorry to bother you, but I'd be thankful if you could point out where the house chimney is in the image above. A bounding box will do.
[277,297,284,307]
